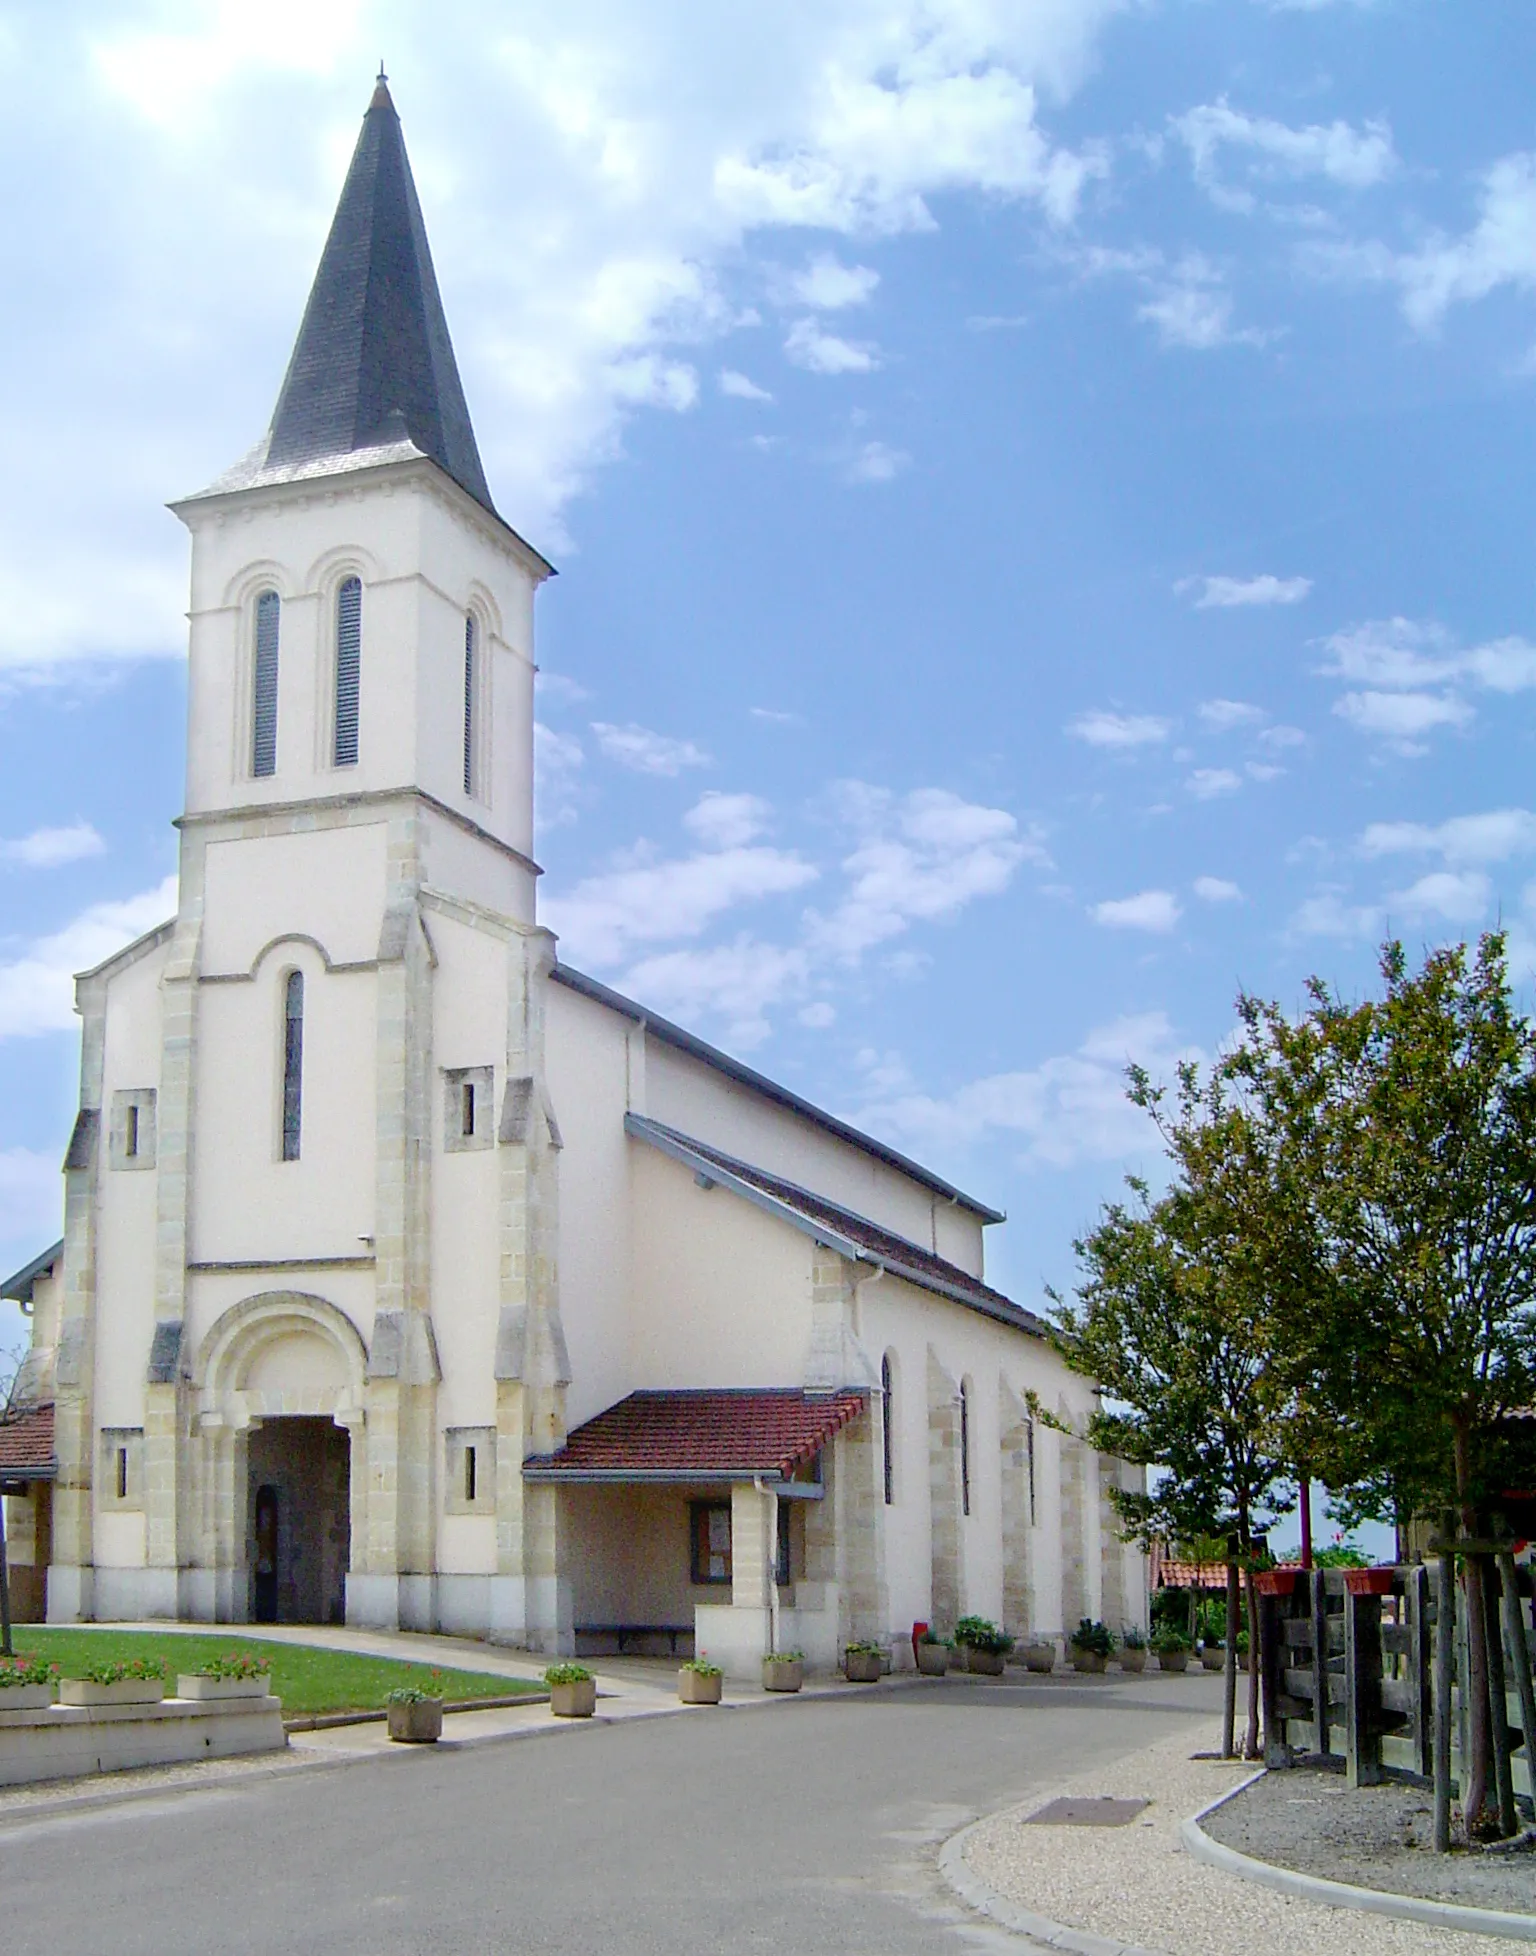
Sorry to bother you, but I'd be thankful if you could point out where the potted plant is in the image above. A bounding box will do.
[1199,1640,1226,1672]
[955,1616,1015,1676]
[1344,1566,1395,1597]
[915,1631,950,1677]
[545,1661,597,1717]
[843,1641,885,1683]
[385,1681,444,1744]
[1021,1641,1056,1674]
[762,1650,804,1693]
[1117,1626,1147,1673]
[1068,1619,1115,1674]
[59,1656,168,1708]
[0,1653,59,1712]
[679,1658,724,1705]
[1254,1567,1301,1598]
[1150,1626,1192,1672]
[176,1650,273,1701]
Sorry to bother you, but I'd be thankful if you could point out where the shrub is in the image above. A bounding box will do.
[0,1654,58,1689]
[1069,1618,1116,1657]
[681,1659,722,1677]
[1120,1624,1147,1651]
[1149,1625,1193,1655]
[766,1649,804,1662]
[193,1651,271,1681]
[844,1641,885,1658]
[384,1684,443,1706]
[955,1616,1015,1656]
[918,1630,951,1648]
[544,1662,594,1687]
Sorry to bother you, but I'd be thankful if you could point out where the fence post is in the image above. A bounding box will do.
[1344,1586,1384,1788]
[1482,1555,1518,1834]
[1259,1587,1290,1768]
[1311,1568,1330,1759]
[1408,1563,1433,1781]
[1434,1548,1456,1853]
[1497,1551,1536,1821]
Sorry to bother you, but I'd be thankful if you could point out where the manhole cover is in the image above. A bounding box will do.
[1024,1797,1149,1828]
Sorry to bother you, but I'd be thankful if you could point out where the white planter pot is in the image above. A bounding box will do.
[59,1678,167,1708]
[678,1668,723,1705]
[176,1674,272,1702]
[0,1684,56,1712]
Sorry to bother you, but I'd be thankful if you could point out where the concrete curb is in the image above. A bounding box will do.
[937,1817,1173,1956]
[1181,1775,1536,1945]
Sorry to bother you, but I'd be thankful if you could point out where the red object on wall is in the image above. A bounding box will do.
[1254,1568,1300,1597]
[1343,1567,1395,1596]
[912,1622,928,1666]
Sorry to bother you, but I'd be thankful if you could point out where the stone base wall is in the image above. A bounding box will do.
[0,1696,286,1789]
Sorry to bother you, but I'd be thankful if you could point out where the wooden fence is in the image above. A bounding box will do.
[1257,1563,1536,1802]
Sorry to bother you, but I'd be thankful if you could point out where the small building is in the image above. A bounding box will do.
[2,78,1143,1672]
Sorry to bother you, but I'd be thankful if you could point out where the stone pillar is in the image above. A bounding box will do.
[999,1384,1034,1641]
[833,1412,886,1651]
[1097,1454,1128,1633]
[926,1348,963,1634]
[1058,1427,1089,1636]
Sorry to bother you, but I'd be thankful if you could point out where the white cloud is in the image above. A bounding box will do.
[535,670,592,705]
[1359,810,1536,865]
[0,1147,63,1278]
[1290,888,1383,940]
[1173,99,1396,214]
[1197,698,1265,731]
[1186,767,1242,800]
[845,440,908,484]
[808,785,1043,964]
[1333,690,1474,751]
[1067,710,1172,749]
[856,1010,1200,1170]
[683,791,771,850]
[1193,875,1242,902]
[2,822,105,868]
[1184,573,1312,609]
[798,1000,835,1029]
[1092,889,1181,932]
[719,368,773,402]
[591,721,712,776]
[750,706,800,725]
[621,937,811,1049]
[1245,760,1283,782]
[13,0,1125,665]
[1138,276,1263,352]
[1359,153,1536,335]
[784,318,879,374]
[1389,869,1491,925]
[1260,724,1305,750]
[543,844,817,968]
[784,255,879,310]
[0,875,177,1038]
[534,721,585,830]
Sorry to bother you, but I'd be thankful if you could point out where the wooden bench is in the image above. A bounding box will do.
[575,1623,694,1658]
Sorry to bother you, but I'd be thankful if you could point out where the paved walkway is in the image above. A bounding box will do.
[959,1723,1521,1955]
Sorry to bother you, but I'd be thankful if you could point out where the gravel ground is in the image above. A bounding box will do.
[1204,1769,1536,1917]
[964,1723,1523,1954]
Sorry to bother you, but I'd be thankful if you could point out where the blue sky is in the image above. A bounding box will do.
[1,0,1532,1507]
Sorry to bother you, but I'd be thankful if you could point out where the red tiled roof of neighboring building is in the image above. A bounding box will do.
[524,1389,867,1482]
[0,1403,54,1478]
[1153,1558,1229,1590]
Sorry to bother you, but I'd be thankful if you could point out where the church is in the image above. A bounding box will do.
[1,79,1143,1674]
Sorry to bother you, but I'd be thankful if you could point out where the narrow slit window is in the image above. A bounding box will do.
[462,613,477,796]
[960,1381,971,1517]
[124,1103,139,1160]
[116,1447,128,1502]
[881,1353,894,1506]
[461,1081,476,1138]
[281,970,304,1161]
[252,589,281,777]
[1026,1418,1036,1526]
[464,1444,477,1504]
[334,576,362,767]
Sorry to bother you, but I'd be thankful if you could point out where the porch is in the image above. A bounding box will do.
[525,1388,871,1678]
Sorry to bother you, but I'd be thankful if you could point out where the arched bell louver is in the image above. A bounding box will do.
[334,577,361,766]
[462,613,477,797]
[252,590,281,777]
[281,970,304,1162]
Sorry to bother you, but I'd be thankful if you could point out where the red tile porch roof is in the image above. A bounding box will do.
[523,1389,868,1483]
[0,1402,55,1480]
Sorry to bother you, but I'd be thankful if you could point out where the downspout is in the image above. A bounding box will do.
[753,1475,779,1657]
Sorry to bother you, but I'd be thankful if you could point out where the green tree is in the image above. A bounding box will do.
[1230,933,1536,1831]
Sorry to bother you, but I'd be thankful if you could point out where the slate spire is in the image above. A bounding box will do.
[261,75,494,513]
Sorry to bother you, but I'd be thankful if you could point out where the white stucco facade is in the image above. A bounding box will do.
[2,81,1145,1675]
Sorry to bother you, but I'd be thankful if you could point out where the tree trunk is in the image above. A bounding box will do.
[1452,1414,1491,1833]
[1298,1476,1313,1571]
[1222,1555,1240,1760]
[0,1491,11,1661]
[1244,1558,1262,1759]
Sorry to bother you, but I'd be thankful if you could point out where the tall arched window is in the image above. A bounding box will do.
[960,1378,971,1517]
[252,589,281,777]
[333,577,362,767]
[462,613,477,797]
[881,1352,895,1506]
[281,970,304,1161]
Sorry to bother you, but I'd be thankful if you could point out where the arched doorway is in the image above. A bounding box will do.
[248,1422,350,1624]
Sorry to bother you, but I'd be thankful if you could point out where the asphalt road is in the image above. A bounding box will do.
[0,1677,1217,1955]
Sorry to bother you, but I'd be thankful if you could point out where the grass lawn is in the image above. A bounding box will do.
[9,1629,542,1718]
